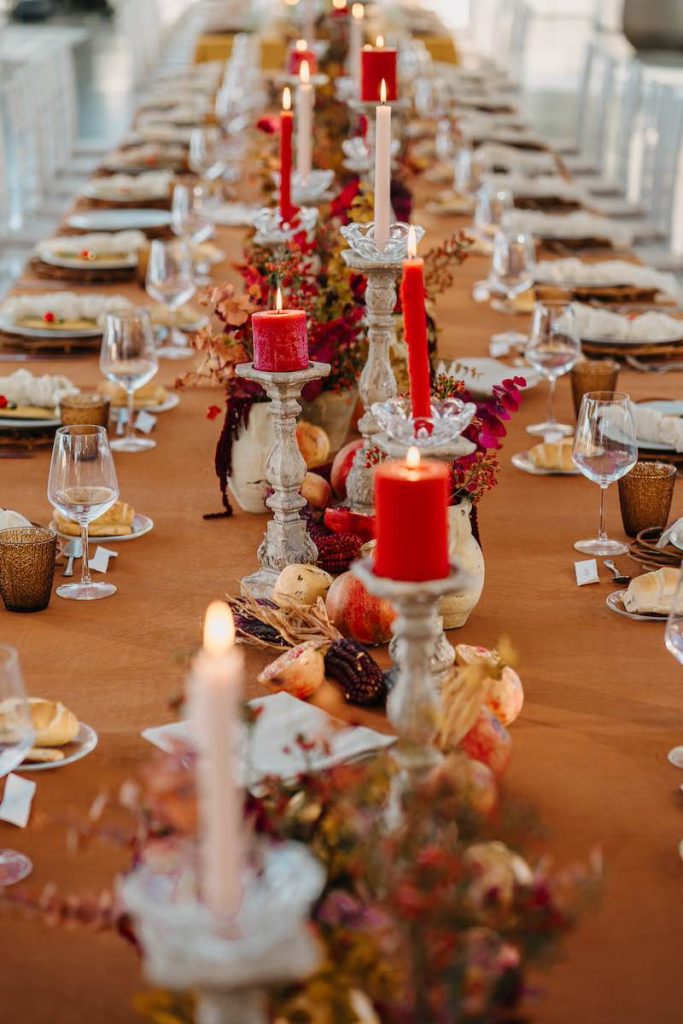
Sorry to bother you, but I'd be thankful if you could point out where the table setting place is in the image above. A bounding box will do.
[1,3,683,1024]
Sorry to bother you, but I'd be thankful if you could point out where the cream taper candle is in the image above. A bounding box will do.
[349,3,364,84]
[297,59,314,185]
[373,78,392,248]
[192,601,244,919]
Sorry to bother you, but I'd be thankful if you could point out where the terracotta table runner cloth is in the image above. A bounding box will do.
[1,158,682,1024]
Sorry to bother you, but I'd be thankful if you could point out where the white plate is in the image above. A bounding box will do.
[0,313,102,340]
[636,400,683,452]
[67,209,172,231]
[18,722,98,772]
[107,392,179,414]
[511,451,578,476]
[606,590,668,622]
[50,512,154,543]
[0,413,60,430]
[582,334,683,348]
[39,250,138,270]
[436,356,541,397]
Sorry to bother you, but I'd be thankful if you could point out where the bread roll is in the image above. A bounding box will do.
[99,379,167,408]
[528,439,575,472]
[0,697,79,748]
[23,747,66,763]
[623,567,679,615]
[55,500,135,536]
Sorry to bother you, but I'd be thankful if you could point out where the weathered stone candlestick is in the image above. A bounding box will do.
[339,221,425,514]
[236,361,330,598]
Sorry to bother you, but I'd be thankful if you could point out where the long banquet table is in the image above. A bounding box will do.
[1,101,683,1024]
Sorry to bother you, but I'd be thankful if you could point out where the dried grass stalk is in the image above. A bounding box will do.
[227,594,341,650]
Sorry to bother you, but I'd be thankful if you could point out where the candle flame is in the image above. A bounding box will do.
[203,601,235,655]
[295,38,307,51]
[376,34,385,47]
[351,2,364,19]
[282,86,291,111]
[406,447,420,470]
[300,59,311,85]
[276,286,284,313]
[332,0,347,8]
[407,225,417,259]
[380,78,387,104]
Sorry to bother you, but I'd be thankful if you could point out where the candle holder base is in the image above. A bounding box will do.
[273,169,335,206]
[236,362,331,590]
[252,206,318,247]
[240,567,280,602]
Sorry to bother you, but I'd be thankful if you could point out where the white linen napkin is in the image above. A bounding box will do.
[1,292,134,325]
[0,369,78,408]
[630,402,683,453]
[571,305,683,343]
[0,774,36,828]
[534,258,681,299]
[38,231,146,259]
[142,691,395,788]
[504,210,632,247]
[209,202,260,227]
[86,171,172,199]
[483,173,582,202]
[0,508,32,529]
[475,143,557,175]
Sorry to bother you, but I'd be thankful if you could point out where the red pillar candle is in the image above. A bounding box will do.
[400,226,432,421]
[252,288,309,373]
[361,40,397,102]
[279,87,295,225]
[374,448,450,582]
[288,40,318,76]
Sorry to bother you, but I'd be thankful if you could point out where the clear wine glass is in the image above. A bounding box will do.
[454,142,480,197]
[48,425,120,600]
[171,183,213,245]
[665,565,683,767]
[145,239,196,361]
[0,645,34,886]
[525,302,581,438]
[572,391,638,556]
[100,309,159,453]
[474,182,513,241]
[188,126,223,183]
[489,228,536,346]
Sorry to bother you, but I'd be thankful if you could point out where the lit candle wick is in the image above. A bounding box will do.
[276,287,284,314]
[300,59,311,85]
[380,77,387,105]
[406,446,421,470]
[407,224,417,259]
[296,38,307,51]
[282,86,291,111]
[203,601,235,655]
[376,34,385,48]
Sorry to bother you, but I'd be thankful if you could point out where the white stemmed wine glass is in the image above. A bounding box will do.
[0,645,34,886]
[171,183,213,245]
[665,566,683,767]
[474,182,513,241]
[489,228,536,346]
[100,309,159,453]
[525,302,581,438]
[48,425,119,600]
[572,391,638,557]
[145,238,196,361]
[188,126,223,183]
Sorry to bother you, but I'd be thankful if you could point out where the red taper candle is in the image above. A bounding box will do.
[252,288,309,372]
[288,39,318,76]
[400,226,432,421]
[361,37,397,102]
[279,87,295,225]
[374,448,450,582]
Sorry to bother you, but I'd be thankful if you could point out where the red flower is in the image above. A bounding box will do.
[206,405,222,420]
[80,250,92,261]
[256,116,278,135]
[0,395,7,409]
[43,311,55,323]
[331,179,361,221]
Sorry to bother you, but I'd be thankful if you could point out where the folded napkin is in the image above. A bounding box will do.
[107,143,186,168]
[86,171,173,199]
[142,691,395,788]
[0,508,32,529]
[1,292,133,325]
[484,173,582,202]
[475,142,557,174]
[143,101,210,123]
[504,209,632,247]
[571,305,683,343]
[134,122,193,143]
[534,258,681,299]
[630,401,683,452]
[209,201,260,227]
[38,231,146,259]
[622,567,679,614]
[0,369,78,408]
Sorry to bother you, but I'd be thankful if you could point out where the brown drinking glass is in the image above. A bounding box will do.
[570,358,620,418]
[59,394,111,429]
[0,527,57,612]
[618,460,677,538]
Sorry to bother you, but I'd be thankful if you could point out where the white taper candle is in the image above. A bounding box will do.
[296,59,314,185]
[373,78,392,248]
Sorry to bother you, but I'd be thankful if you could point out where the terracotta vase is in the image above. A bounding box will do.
[440,499,485,628]
[228,402,274,514]
[301,387,358,455]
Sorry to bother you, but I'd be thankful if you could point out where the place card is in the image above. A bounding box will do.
[135,410,157,434]
[0,773,36,828]
[575,559,599,586]
[88,546,119,574]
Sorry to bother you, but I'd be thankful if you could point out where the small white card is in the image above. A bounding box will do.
[88,546,119,574]
[489,335,513,358]
[135,410,157,434]
[575,559,599,586]
[0,773,36,828]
